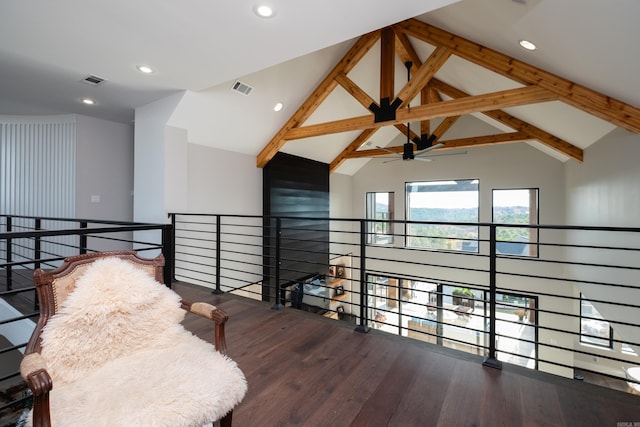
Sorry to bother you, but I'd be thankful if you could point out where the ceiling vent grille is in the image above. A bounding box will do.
[231,80,253,96]
[82,74,105,86]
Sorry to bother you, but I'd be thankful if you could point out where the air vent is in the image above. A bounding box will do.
[231,80,253,96]
[82,75,105,86]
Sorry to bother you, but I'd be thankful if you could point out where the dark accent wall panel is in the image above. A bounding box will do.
[263,152,329,301]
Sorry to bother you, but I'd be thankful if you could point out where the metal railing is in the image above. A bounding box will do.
[170,213,640,394]
[2,212,639,422]
[0,214,172,423]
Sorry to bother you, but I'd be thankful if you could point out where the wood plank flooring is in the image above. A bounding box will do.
[175,282,640,427]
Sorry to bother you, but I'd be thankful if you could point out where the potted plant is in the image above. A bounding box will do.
[452,287,475,307]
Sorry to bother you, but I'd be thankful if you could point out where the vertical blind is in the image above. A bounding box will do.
[1,117,77,259]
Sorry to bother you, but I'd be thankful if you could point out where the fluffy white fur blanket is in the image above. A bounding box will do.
[29,257,247,427]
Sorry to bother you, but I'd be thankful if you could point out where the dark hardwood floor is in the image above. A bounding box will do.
[175,282,640,427]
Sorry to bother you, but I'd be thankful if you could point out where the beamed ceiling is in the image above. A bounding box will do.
[257,19,640,173]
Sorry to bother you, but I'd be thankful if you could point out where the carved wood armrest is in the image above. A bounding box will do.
[181,300,229,355]
[21,352,53,427]
[21,352,53,396]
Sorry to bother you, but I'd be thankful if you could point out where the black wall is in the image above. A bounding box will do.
[263,152,329,302]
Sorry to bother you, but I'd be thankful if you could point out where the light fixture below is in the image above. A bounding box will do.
[254,5,274,18]
[273,102,283,112]
[82,98,96,105]
[519,39,536,50]
[136,65,154,74]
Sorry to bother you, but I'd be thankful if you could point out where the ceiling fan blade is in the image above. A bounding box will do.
[419,150,468,158]
[414,157,433,162]
[415,142,445,155]
[382,158,401,164]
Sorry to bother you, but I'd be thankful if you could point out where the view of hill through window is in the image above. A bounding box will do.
[402,183,537,254]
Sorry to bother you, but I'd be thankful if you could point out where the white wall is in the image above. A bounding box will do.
[165,125,189,213]
[186,143,262,214]
[133,92,185,223]
[565,128,640,372]
[76,114,134,221]
[565,128,640,227]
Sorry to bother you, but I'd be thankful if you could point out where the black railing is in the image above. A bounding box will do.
[3,212,639,422]
[169,213,640,395]
[0,214,172,423]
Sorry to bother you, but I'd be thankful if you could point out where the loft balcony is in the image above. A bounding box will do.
[1,214,640,424]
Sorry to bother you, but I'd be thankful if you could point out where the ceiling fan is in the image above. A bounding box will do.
[376,137,445,163]
[377,61,464,164]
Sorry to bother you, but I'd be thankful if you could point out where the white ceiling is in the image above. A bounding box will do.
[0,0,456,122]
[1,0,639,175]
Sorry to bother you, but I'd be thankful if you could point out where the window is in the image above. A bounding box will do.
[580,295,613,348]
[405,179,479,251]
[492,188,539,256]
[366,192,394,245]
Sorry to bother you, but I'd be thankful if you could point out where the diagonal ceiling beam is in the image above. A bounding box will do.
[395,46,451,108]
[285,85,558,140]
[335,73,417,139]
[329,128,379,173]
[394,31,581,161]
[333,73,419,164]
[431,115,460,140]
[395,19,640,133]
[256,30,381,168]
[429,78,583,161]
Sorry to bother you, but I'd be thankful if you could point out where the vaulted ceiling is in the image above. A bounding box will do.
[2,0,639,176]
[257,18,640,173]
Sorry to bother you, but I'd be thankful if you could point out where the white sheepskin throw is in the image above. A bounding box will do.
[30,257,247,427]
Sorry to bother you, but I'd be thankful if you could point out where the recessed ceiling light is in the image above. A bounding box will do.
[82,98,96,105]
[519,40,536,51]
[254,5,274,18]
[137,65,154,74]
[274,102,283,112]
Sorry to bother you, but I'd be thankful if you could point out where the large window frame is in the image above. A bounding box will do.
[366,192,394,245]
[580,294,613,349]
[405,179,479,252]
[492,188,539,257]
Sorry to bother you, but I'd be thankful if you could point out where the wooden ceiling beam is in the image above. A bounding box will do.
[333,72,418,167]
[395,29,442,139]
[285,85,558,140]
[329,128,379,173]
[256,30,380,168]
[431,115,460,140]
[438,132,532,149]
[380,27,395,101]
[396,19,640,133]
[395,31,422,67]
[346,131,531,159]
[430,78,583,161]
[395,46,451,109]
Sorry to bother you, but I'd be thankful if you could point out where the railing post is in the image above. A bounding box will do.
[271,217,284,310]
[213,214,223,295]
[34,218,42,271]
[79,221,88,255]
[355,219,370,333]
[483,224,503,369]
[6,216,12,291]
[162,223,174,288]
[168,214,176,282]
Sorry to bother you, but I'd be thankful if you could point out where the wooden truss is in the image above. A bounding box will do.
[257,18,640,173]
